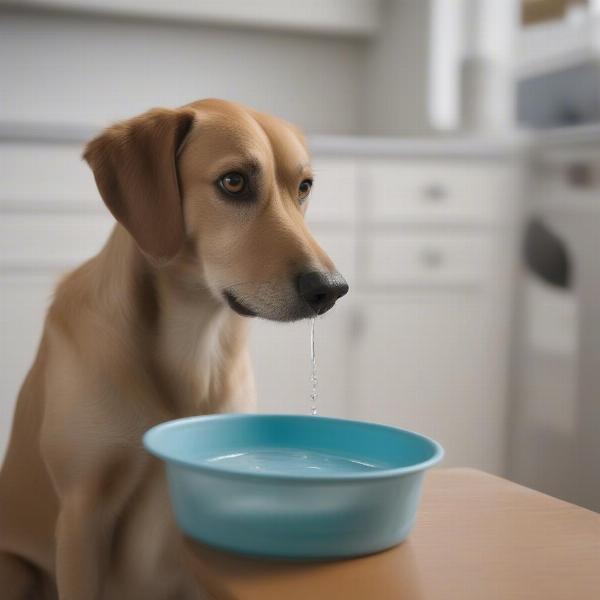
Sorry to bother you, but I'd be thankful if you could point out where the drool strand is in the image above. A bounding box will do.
[310,317,317,416]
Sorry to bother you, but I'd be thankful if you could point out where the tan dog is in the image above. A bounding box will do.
[0,99,348,599]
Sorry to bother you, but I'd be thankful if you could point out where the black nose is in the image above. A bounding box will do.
[297,271,349,315]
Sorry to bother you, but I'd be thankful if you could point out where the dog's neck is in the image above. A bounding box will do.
[154,265,251,416]
[98,226,252,416]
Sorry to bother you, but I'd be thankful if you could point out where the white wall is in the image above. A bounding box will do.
[10,0,381,36]
[0,10,365,134]
[1,2,452,137]
[362,0,434,135]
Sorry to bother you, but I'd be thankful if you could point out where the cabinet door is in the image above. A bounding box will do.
[349,293,505,473]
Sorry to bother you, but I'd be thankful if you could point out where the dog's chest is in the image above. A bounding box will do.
[155,302,252,415]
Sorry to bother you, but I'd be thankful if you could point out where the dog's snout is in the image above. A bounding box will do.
[297,271,349,315]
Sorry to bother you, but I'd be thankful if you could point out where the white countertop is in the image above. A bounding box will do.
[309,133,525,159]
[1,120,599,160]
[531,123,600,158]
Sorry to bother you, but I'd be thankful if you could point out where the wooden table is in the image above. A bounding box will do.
[186,468,600,599]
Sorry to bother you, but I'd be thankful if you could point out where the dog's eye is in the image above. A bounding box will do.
[298,179,312,202]
[219,172,247,196]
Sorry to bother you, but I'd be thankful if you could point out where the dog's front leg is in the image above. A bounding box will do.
[49,451,144,600]
[49,449,142,600]
[40,334,151,599]
[55,487,110,600]
[43,430,142,599]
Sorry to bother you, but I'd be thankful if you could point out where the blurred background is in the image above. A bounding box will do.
[1,0,599,510]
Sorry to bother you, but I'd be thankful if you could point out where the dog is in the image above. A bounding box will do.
[0,98,348,599]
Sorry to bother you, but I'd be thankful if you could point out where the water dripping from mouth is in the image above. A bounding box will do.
[310,317,317,416]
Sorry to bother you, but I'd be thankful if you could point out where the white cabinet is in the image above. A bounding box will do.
[0,141,519,475]
[351,156,516,473]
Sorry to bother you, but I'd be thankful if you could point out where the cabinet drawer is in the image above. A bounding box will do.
[0,143,100,210]
[365,161,513,223]
[366,233,491,286]
[306,159,357,225]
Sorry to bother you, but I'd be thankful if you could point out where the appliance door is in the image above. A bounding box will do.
[509,168,600,511]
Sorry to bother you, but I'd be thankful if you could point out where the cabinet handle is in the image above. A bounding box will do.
[422,183,448,202]
[419,248,444,268]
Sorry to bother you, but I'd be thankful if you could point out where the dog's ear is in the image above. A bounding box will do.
[84,108,195,264]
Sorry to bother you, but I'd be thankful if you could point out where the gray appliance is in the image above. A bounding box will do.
[509,153,600,511]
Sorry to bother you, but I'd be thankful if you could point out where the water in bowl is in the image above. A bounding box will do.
[205,448,381,475]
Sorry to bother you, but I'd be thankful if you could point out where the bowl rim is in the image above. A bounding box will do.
[144,414,444,482]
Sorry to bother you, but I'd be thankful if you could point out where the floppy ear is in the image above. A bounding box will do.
[84,108,195,264]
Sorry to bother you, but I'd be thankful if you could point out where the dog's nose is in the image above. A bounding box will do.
[297,271,349,315]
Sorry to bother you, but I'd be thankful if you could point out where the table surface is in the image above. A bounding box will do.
[186,468,600,600]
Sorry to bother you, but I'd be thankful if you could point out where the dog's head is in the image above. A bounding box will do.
[84,99,348,321]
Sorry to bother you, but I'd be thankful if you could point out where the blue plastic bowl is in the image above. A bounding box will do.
[144,414,443,559]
